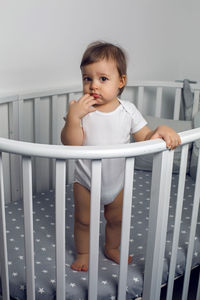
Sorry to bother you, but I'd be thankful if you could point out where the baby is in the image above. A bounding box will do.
[61,41,181,272]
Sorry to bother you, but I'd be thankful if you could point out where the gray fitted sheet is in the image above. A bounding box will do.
[0,170,200,299]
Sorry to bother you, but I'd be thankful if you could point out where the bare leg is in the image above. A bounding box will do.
[104,189,132,264]
[71,182,90,271]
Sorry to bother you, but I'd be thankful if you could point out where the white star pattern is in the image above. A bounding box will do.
[50,279,56,284]
[65,263,70,267]
[46,257,52,261]
[20,285,25,290]
[38,287,45,294]
[70,283,76,287]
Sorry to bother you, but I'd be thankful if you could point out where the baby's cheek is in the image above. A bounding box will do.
[83,85,89,93]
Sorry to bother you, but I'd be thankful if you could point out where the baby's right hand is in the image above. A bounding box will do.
[68,94,98,120]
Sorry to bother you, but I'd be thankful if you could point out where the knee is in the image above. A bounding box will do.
[104,210,122,225]
[75,214,90,229]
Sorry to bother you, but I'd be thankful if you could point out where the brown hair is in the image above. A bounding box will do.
[80,41,127,95]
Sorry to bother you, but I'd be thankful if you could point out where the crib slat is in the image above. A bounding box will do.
[66,93,76,184]
[155,87,163,117]
[9,101,22,202]
[155,150,174,296]
[33,97,41,193]
[173,88,181,120]
[137,86,144,112]
[143,149,174,300]
[0,153,10,300]
[88,159,102,300]
[192,90,200,118]
[22,156,35,300]
[18,98,24,141]
[33,97,50,192]
[118,157,135,300]
[166,145,189,300]
[55,159,66,300]
[51,95,59,145]
[33,97,41,143]
[50,95,59,189]
[182,148,200,300]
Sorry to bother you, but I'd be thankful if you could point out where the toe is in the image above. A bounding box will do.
[71,263,81,271]
[81,264,88,272]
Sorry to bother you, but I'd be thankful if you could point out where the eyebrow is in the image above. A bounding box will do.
[82,72,110,77]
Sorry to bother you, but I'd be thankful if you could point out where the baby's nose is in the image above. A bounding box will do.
[90,80,99,90]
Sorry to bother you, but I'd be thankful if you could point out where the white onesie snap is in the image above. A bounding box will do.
[74,99,147,205]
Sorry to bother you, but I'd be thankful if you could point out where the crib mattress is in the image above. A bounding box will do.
[1,170,200,300]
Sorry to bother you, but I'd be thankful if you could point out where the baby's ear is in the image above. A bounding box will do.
[119,75,126,88]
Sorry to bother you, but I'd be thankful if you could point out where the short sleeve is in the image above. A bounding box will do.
[119,100,147,134]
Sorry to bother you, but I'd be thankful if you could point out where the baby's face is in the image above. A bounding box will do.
[81,59,126,108]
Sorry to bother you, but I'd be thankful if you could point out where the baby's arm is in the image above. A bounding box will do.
[133,125,181,150]
[61,94,97,146]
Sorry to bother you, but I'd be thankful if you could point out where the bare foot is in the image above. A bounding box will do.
[71,253,89,272]
[104,247,132,264]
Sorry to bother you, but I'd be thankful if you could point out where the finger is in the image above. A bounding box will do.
[69,100,76,105]
[171,138,180,149]
[79,94,93,103]
[85,96,99,105]
[88,106,96,113]
[87,100,99,111]
[173,136,181,148]
[163,136,172,149]
[177,135,181,145]
[86,99,99,107]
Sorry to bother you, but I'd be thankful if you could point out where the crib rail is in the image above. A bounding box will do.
[1,128,200,300]
[0,128,199,159]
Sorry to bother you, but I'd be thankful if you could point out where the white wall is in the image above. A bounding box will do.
[0,0,200,94]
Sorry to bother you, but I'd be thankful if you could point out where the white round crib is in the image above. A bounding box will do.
[0,81,200,300]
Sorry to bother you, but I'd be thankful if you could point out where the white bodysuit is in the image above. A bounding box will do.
[74,99,147,205]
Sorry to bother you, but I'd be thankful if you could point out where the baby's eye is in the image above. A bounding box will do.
[100,76,108,82]
[83,77,91,82]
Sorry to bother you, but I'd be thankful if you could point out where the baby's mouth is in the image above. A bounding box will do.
[91,93,100,99]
